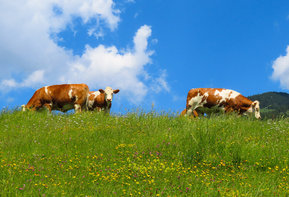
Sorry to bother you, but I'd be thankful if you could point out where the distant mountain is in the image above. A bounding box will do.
[248,92,289,119]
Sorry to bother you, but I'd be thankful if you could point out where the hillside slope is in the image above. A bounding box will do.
[1,111,289,195]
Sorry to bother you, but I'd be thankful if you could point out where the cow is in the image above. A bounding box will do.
[185,88,261,119]
[21,84,89,113]
[86,87,120,114]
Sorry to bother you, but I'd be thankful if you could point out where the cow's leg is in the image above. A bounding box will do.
[181,109,198,118]
[186,106,200,117]
[193,110,199,117]
[105,107,111,114]
[224,106,234,113]
[74,104,81,113]
[43,103,52,113]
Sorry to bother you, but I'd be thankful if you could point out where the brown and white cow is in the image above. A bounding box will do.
[185,88,261,119]
[22,84,89,113]
[87,87,120,113]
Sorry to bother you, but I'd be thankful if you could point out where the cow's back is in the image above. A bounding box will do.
[48,84,89,109]
[186,88,220,108]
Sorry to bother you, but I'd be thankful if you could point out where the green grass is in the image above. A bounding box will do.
[0,110,289,196]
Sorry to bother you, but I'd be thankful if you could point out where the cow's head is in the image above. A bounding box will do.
[21,104,26,112]
[99,87,120,103]
[21,104,38,111]
[252,100,261,119]
[21,104,35,111]
[246,100,261,119]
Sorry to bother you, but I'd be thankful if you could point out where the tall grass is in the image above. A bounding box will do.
[0,110,289,196]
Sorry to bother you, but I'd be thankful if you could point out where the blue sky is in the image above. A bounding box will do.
[1,0,289,113]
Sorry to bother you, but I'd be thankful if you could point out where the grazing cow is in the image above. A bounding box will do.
[87,87,120,113]
[22,84,89,113]
[185,88,261,119]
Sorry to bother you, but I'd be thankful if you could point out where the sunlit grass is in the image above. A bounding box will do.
[0,110,289,196]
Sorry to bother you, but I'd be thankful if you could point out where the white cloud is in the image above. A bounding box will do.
[152,70,170,93]
[0,0,169,103]
[2,79,18,88]
[88,28,104,39]
[272,45,289,89]
[0,0,120,82]
[62,25,167,103]
[22,70,46,87]
[1,70,45,89]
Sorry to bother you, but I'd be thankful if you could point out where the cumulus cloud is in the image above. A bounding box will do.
[272,45,289,89]
[151,70,170,93]
[0,0,169,103]
[0,0,119,83]
[61,25,164,102]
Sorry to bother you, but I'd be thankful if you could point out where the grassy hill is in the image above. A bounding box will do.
[248,92,289,119]
[1,111,289,196]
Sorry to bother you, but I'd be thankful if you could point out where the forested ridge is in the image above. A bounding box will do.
[249,92,289,119]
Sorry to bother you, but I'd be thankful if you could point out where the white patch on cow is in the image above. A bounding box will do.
[45,86,48,95]
[186,93,205,116]
[87,100,94,109]
[87,91,100,109]
[92,91,101,97]
[68,88,73,99]
[214,89,240,104]
[74,104,81,113]
[188,93,203,108]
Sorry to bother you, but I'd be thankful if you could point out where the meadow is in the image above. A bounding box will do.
[0,110,289,196]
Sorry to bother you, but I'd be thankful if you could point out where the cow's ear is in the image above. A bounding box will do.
[113,89,120,94]
[99,89,105,93]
